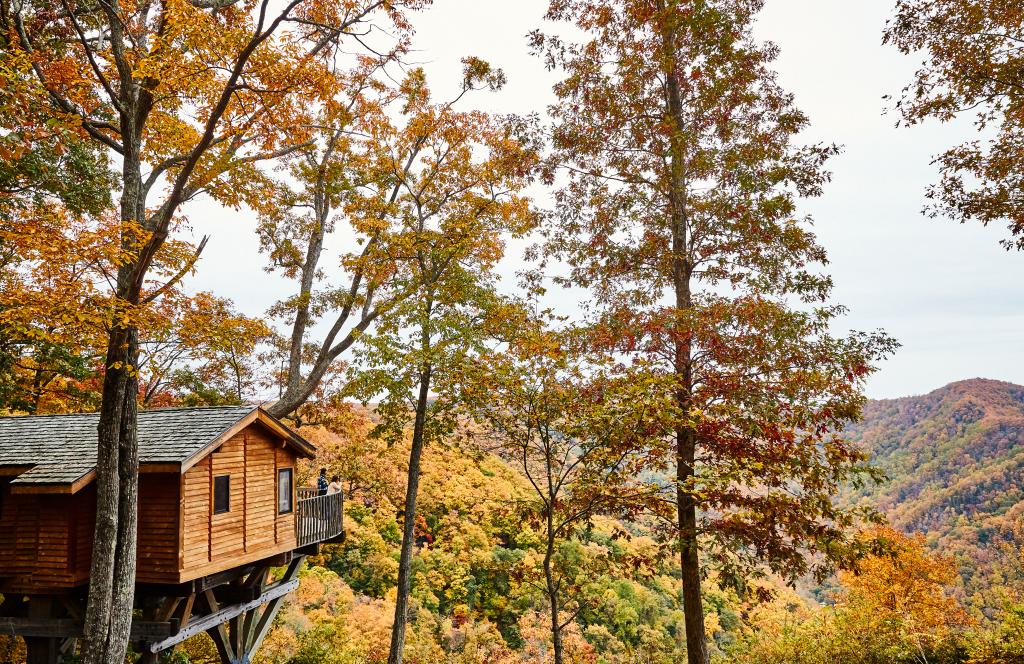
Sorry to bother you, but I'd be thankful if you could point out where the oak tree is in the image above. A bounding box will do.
[534,1,897,661]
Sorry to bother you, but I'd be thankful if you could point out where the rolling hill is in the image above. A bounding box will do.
[845,378,1024,611]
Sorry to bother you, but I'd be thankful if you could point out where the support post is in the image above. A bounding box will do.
[25,598,59,664]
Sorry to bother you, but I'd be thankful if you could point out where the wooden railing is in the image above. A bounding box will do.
[296,490,344,547]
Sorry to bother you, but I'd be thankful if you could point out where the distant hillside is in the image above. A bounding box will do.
[845,378,1024,610]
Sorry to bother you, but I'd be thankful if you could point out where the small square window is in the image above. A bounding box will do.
[278,468,293,515]
[213,475,230,514]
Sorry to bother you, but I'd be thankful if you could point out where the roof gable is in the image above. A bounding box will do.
[178,408,316,472]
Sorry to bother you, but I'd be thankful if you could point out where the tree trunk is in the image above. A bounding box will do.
[660,1,708,661]
[111,330,140,657]
[283,210,326,399]
[677,426,706,664]
[387,361,432,664]
[544,524,564,664]
[82,322,140,664]
[82,99,147,661]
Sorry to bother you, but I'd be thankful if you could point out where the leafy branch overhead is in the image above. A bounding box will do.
[886,0,1024,249]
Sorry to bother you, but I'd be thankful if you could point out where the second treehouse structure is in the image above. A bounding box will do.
[0,405,344,663]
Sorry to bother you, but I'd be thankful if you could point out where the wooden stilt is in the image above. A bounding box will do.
[136,596,179,664]
[190,556,306,664]
[24,598,59,664]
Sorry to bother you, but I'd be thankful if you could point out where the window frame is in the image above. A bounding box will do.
[213,474,231,515]
[277,467,294,515]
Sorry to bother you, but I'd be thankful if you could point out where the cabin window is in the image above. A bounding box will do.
[278,468,293,514]
[213,475,230,514]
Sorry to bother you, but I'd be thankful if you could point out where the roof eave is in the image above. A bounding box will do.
[258,408,317,459]
[9,469,96,495]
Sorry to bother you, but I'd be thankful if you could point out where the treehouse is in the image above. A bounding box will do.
[0,405,344,664]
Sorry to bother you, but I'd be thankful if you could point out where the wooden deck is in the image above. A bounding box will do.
[296,489,344,547]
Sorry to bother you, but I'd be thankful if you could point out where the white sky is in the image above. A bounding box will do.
[185,0,1024,400]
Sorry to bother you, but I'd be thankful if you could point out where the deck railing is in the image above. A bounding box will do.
[296,489,344,547]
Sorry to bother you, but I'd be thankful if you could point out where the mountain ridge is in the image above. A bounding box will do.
[846,377,1024,610]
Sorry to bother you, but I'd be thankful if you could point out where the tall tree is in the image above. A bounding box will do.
[0,0,424,660]
[342,67,538,664]
[885,1,1024,249]
[469,324,663,664]
[260,56,524,420]
[257,55,406,419]
[534,1,897,661]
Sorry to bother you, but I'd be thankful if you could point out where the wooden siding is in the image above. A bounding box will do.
[0,479,34,585]
[0,483,88,591]
[178,424,299,582]
[72,485,95,580]
[246,430,276,551]
[210,434,245,560]
[0,478,183,592]
[182,455,211,570]
[275,446,296,548]
[37,495,72,585]
[0,420,302,592]
[137,474,180,582]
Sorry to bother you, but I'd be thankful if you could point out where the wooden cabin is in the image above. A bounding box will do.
[0,405,344,664]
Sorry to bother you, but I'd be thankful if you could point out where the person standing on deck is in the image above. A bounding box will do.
[316,467,328,496]
[328,475,342,495]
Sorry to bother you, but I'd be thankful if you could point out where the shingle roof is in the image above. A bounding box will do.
[0,405,258,485]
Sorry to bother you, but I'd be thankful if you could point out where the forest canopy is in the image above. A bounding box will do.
[0,0,1022,663]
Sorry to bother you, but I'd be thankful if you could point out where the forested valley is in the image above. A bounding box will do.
[1,0,1023,663]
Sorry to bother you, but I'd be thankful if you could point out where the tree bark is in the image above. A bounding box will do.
[544,514,564,664]
[268,312,376,418]
[82,64,148,659]
[110,331,140,658]
[661,2,708,662]
[676,426,706,664]
[283,202,327,399]
[387,360,432,664]
[82,321,139,664]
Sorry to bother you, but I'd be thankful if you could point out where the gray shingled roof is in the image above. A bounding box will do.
[0,405,258,485]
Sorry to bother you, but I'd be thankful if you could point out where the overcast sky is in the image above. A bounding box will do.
[186,0,1024,400]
